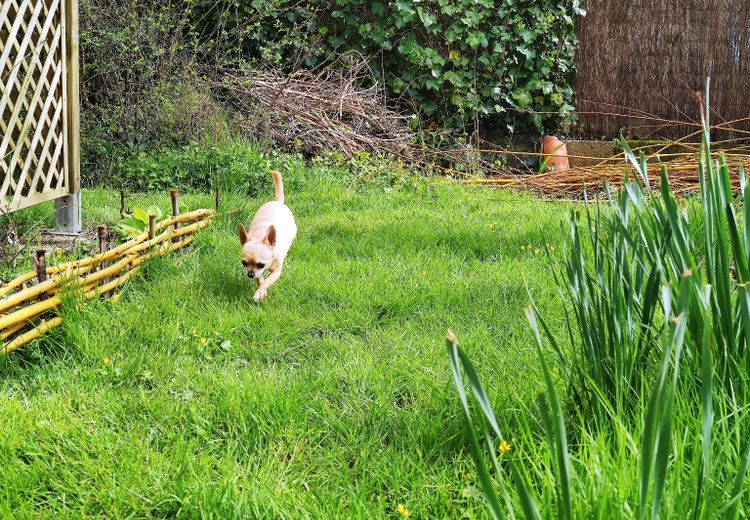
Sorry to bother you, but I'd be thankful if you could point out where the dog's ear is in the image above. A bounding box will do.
[264,225,277,246]
[238,224,248,245]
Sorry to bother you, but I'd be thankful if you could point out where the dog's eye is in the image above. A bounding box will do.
[241,260,249,267]
[256,262,265,269]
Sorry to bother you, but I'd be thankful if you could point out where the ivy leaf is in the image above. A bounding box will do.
[512,90,532,108]
[372,2,386,16]
[520,29,537,43]
[517,46,535,61]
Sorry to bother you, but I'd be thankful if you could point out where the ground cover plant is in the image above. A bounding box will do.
[451,94,750,517]
[0,160,570,516]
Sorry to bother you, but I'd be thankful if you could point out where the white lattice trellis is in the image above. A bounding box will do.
[0,0,79,217]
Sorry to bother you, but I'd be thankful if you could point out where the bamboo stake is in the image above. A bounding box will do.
[1,321,28,340]
[0,272,38,298]
[0,263,97,314]
[1,317,64,355]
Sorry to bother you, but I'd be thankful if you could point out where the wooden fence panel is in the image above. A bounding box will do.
[1,0,78,213]
[574,0,750,139]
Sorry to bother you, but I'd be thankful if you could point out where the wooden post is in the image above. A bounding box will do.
[36,250,47,300]
[215,186,221,212]
[65,0,80,195]
[98,225,108,254]
[119,190,126,218]
[55,0,82,234]
[148,215,156,241]
[170,189,180,230]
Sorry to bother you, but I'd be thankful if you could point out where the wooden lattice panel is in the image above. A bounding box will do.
[0,0,70,213]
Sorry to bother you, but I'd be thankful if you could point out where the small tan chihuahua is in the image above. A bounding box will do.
[238,170,297,302]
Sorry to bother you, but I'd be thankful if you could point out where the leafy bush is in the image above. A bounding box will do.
[97,140,310,194]
[450,93,750,516]
[188,0,584,133]
[79,0,227,181]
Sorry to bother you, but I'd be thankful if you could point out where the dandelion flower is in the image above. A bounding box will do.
[397,504,410,517]
[102,357,110,366]
[200,337,208,346]
[498,440,511,454]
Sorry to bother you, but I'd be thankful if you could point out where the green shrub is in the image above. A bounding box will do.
[188,0,584,133]
[79,0,227,181]
[97,140,308,194]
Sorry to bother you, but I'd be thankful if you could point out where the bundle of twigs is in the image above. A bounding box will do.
[217,58,415,158]
[463,150,748,199]
[0,208,214,354]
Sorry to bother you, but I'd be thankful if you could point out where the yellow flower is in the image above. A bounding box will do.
[498,440,511,454]
[448,49,461,61]
[102,356,110,366]
[534,248,541,255]
[397,504,410,517]
[200,337,208,346]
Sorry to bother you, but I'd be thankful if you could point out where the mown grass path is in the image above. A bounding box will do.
[0,179,569,517]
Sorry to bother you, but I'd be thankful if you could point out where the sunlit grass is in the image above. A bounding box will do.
[0,175,569,517]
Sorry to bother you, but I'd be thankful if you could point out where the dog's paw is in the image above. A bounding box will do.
[253,287,267,302]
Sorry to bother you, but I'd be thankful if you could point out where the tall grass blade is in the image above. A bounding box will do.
[526,308,572,520]
[446,332,505,520]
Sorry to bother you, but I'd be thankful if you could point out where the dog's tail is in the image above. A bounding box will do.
[271,170,285,203]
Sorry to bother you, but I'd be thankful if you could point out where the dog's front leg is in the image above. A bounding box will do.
[253,261,283,302]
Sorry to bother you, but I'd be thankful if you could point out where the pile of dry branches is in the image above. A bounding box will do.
[217,58,415,158]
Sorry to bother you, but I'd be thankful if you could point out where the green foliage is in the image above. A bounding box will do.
[79,0,227,181]
[116,206,165,238]
[92,140,308,194]
[450,90,750,516]
[188,0,584,133]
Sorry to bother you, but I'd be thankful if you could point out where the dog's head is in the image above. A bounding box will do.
[238,224,275,279]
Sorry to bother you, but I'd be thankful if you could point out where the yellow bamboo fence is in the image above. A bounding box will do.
[0,205,215,354]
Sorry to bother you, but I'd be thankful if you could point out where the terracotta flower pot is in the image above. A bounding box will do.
[541,136,569,172]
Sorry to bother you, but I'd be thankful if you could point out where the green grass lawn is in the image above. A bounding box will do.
[0,177,570,517]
